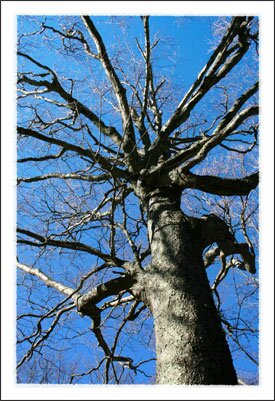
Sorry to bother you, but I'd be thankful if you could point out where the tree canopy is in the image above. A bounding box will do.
[16,15,259,385]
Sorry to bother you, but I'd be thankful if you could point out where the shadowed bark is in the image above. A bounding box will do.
[134,188,237,384]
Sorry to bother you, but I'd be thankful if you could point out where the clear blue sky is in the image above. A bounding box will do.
[17,15,259,384]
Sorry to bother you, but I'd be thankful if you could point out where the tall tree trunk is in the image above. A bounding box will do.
[143,187,238,385]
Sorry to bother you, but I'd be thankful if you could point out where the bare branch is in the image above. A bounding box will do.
[77,275,137,316]
[17,227,125,266]
[143,82,258,186]
[160,17,254,137]
[17,172,111,185]
[177,171,259,196]
[17,127,128,179]
[17,148,66,163]
[201,214,256,273]
[17,261,80,301]
[41,23,99,58]
[18,52,124,148]
[181,104,258,171]
[81,16,139,169]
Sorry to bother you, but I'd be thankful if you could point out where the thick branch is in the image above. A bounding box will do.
[18,51,56,75]
[176,171,259,196]
[17,127,128,179]
[141,16,162,136]
[17,172,111,185]
[131,16,152,149]
[81,16,139,168]
[201,214,256,273]
[204,246,221,268]
[143,83,258,186]
[18,52,123,148]
[181,104,258,171]
[161,17,253,137]
[77,276,141,379]
[145,17,254,165]
[77,275,137,315]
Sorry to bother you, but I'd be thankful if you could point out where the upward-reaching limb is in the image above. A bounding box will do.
[81,16,139,170]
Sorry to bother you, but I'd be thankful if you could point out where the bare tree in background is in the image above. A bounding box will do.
[17,16,259,384]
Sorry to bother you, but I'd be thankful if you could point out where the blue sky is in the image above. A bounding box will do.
[1,0,274,398]
[16,14,259,385]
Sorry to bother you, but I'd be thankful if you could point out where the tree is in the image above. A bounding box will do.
[17,15,259,385]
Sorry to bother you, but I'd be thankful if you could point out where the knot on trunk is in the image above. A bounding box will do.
[145,186,182,217]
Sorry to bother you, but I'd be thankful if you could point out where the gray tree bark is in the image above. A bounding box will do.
[142,187,238,384]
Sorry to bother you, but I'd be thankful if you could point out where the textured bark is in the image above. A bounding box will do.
[143,187,238,385]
